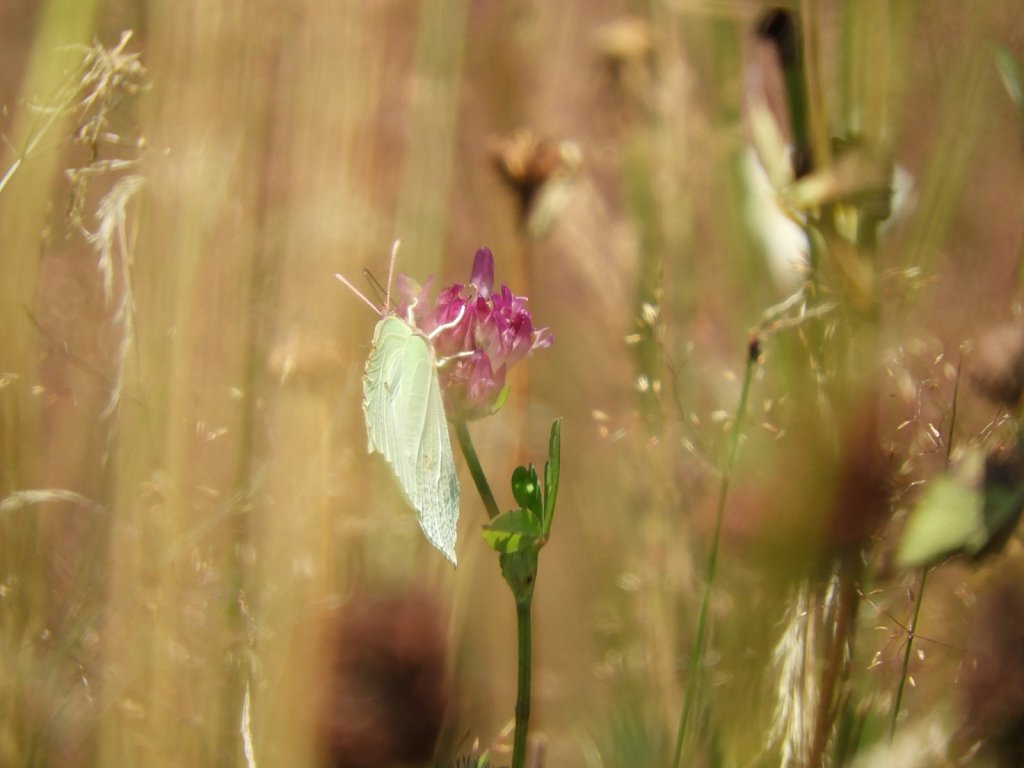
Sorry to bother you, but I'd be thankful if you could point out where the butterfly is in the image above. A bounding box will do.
[337,242,460,565]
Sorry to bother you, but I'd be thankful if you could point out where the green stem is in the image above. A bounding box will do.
[670,343,757,768]
[454,418,536,768]
[454,420,500,520]
[890,565,928,740]
[891,358,959,739]
[511,594,533,768]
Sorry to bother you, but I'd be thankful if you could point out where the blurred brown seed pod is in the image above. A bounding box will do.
[318,589,448,768]
[490,129,580,231]
[593,16,652,69]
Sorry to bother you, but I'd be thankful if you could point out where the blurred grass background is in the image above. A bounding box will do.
[2,1,1024,766]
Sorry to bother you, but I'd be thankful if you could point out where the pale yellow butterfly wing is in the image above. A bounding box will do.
[363,316,459,564]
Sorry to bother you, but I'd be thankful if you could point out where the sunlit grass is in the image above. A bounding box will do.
[2,1,1024,767]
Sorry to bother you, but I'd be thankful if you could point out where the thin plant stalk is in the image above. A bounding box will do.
[890,565,929,739]
[890,358,961,738]
[512,595,533,768]
[453,419,533,768]
[670,343,757,768]
[455,420,500,520]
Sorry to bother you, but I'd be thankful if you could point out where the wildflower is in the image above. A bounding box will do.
[397,247,551,421]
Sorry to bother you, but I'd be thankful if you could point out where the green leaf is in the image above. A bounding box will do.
[482,509,542,554]
[511,465,543,521]
[992,43,1024,148]
[899,438,1024,567]
[992,43,1024,109]
[897,476,985,567]
[543,418,561,536]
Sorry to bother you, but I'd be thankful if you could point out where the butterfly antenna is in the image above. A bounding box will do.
[386,239,400,311]
[335,272,382,316]
[363,268,391,310]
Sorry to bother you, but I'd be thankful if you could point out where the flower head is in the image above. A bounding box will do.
[397,247,551,421]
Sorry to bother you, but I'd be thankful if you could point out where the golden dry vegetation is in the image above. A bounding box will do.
[2,2,1024,767]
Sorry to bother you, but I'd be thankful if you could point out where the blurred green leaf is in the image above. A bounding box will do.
[483,509,542,554]
[899,439,1024,568]
[897,476,985,567]
[543,419,561,537]
[992,42,1024,147]
[992,43,1024,109]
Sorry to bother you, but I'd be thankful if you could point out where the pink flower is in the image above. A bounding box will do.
[397,247,551,421]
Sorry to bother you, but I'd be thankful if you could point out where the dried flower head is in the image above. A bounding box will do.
[397,247,552,421]
[490,130,581,223]
[593,16,655,99]
[594,17,653,64]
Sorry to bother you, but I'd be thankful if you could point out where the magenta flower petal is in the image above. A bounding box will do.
[470,248,494,299]
[532,327,553,350]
